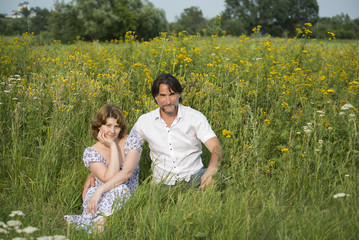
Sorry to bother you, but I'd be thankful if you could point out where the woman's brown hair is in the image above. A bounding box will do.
[91,104,128,140]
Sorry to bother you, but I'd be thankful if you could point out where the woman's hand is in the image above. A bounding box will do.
[97,130,115,148]
[87,189,102,215]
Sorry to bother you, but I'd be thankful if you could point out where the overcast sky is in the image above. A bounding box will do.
[0,0,358,22]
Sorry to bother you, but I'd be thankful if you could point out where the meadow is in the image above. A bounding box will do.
[0,24,358,239]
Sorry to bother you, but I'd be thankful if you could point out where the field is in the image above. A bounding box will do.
[0,25,358,239]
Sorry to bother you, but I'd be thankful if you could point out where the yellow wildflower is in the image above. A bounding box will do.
[222,129,232,138]
[281,148,289,152]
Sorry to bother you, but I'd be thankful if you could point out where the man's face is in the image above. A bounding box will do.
[155,84,180,116]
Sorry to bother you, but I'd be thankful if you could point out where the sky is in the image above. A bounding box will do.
[0,0,358,22]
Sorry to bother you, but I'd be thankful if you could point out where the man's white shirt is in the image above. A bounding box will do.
[130,104,216,185]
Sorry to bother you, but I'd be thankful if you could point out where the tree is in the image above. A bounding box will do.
[30,7,50,34]
[20,6,31,33]
[222,0,319,36]
[173,6,207,35]
[74,0,142,40]
[136,1,169,40]
[48,0,84,42]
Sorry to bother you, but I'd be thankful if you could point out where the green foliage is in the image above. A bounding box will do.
[222,0,319,37]
[172,6,208,35]
[48,0,84,43]
[312,14,359,39]
[30,7,51,35]
[136,1,169,41]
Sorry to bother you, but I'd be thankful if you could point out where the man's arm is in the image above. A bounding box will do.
[82,173,95,200]
[201,136,222,188]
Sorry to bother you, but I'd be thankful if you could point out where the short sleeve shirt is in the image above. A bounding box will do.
[130,104,216,185]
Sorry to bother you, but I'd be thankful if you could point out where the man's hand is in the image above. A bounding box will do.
[82,173,95,201]
[201,137,222,188]
[200,167,217,188]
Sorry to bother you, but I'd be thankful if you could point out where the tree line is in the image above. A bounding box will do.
[1,0,358,42]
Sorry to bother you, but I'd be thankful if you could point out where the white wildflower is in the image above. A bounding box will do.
[9,210,25,217]
[6,220,22,227]
[316,110,325,117]
[349,114,356,118]
[37,237,53,240]
[333,193,349,198]
[53,235,68,240]
[0,222,7,228]
[328,127,333,130]
[4,90,10,93]
[73,93,79,95]
[296,132,301,135]
[340,103,353,110]
[339,111,345,115]
[37,236,69,240]
[345,174,349,177]
[12,98,18,101]
[22,226,39,234]
[0,228,9,234]
[0,102,2,105]
[303,126,312,134]
[12,238,26,240]
[1,82,5,85]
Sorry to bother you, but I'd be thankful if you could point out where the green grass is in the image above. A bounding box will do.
[0,30,358,239]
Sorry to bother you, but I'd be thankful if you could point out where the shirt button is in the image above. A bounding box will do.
[170,148,172,150]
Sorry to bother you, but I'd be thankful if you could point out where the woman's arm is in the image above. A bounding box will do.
[90,130,123,183]
[87,149,140,214]
[89,142,122,183]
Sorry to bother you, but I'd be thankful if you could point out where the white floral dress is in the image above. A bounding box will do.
[64,133,142,231]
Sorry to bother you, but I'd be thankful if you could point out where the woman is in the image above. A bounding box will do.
[64,104,141,232]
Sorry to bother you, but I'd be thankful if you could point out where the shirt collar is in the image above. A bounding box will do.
[153,104,183,121]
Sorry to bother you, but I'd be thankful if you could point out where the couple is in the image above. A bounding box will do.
[65,73,222,232]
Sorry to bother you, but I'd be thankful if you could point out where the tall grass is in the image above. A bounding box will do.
[0,27,358,239]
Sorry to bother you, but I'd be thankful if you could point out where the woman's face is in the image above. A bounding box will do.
[99,117,121,140]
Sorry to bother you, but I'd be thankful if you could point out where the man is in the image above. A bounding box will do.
[83,73,222,196]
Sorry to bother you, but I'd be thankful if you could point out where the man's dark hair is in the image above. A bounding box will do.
[151,73,183,103]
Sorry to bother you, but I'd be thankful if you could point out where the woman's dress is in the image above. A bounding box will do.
[64,133,142,231]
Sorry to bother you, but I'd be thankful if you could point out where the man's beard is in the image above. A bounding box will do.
[161,104,178,115]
